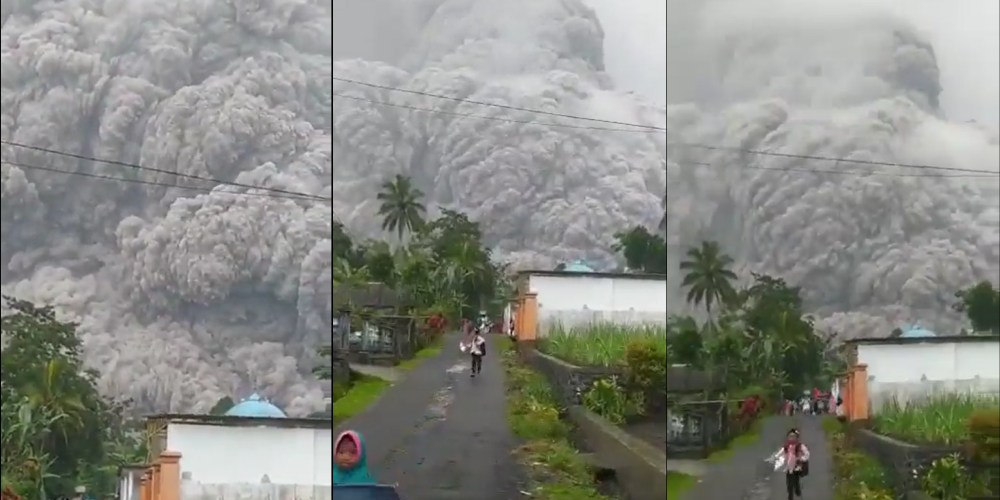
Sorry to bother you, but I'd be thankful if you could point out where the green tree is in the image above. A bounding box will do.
[376,174,426,242]
[953,281,1000,335]
[737,273,826,391]
[209,397,235,415]
[612,225,667,274]
[1,296,139,498]
[666,315,703,366]
[359,240,397,286]
[679,240,737,317]
[411,209,499,318]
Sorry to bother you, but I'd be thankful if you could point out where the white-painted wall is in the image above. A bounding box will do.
[166,422,332,488]
[527,274,667,334]
[857,340,1000,412]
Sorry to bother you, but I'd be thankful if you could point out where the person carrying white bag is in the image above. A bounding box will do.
[459,320,487,377]
[765,428,810,500]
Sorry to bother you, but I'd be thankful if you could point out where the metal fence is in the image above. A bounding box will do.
[666,399,738,459]
[334,312,417,360]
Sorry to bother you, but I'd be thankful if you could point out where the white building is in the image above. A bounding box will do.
[142,395,332,500]
[846,332,1000,413]
[514,264,667,335]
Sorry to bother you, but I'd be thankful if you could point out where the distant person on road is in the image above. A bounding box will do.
[334,430,375,485]
[461,328,487,377]
[767,428,810,500]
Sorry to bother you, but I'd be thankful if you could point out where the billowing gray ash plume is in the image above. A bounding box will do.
[664,0,999,337]
[2,0,335,415]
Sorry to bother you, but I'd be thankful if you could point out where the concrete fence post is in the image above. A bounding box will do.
[157,451,183,500]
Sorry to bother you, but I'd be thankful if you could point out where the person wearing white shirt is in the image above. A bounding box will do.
[460,331,487,377]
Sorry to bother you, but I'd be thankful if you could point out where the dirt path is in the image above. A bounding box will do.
[682,415,834,500]
[335,334,524,500]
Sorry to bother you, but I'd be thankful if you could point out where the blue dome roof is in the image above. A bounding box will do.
[563,260,595,272]
[224,393,286,418]
[900,324,936,338]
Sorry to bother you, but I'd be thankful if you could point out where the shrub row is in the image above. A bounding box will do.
[503,343,614,500]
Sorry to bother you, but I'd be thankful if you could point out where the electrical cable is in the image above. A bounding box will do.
[329,85,998,176]
[1,139,333,201]
[331,75,666,131]
[2,160,331,203]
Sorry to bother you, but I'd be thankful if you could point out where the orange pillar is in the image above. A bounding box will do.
[158,451,182,500]
[518,292,538,342]
[140,473,150,500]
[849,364,869,421]
[840,374,852,419]
[150,463,161,500]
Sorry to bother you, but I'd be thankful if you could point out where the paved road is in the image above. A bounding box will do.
[335,333,524,500]
[682,415,834,500]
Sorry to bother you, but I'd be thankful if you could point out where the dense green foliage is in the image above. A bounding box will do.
[612,225,666,274]
[1,297,145,499]
[669,240,840,399]
[319,175,510,394]
[334,176,509,322]
[953,280,1000,334]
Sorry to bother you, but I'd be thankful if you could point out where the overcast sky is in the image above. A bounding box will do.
[584,0,1000,126]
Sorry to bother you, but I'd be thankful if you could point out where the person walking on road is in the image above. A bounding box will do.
[461,328,487,377]
[767,428,811,500]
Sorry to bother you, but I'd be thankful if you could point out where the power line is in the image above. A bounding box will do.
[332,75,666,131]
[1,139,333,201]
[330,90,997,177]
[668,160,1000,178]
[332,92,660,133]
[2,160,331,203]
[669,143,999,176]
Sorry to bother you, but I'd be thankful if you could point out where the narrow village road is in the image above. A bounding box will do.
[335,333,524,500]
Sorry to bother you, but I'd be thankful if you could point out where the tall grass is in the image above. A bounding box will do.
[538,322,667,367]
[873,393,1000,445]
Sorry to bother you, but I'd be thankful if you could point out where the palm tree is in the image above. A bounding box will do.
[376,174,426,242]
[679,240,737,317]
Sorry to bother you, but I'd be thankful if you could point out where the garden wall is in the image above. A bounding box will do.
[519,348,621,406]
[850,426,965,494]
[568,406,667,500]
[330,355,350,384]
[518,347,668,500]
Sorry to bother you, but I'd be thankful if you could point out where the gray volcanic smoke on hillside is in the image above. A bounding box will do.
[665,0,1000,337]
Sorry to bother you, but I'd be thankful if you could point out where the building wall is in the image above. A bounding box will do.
[858,340,1000,412]
[166,422,332,498]
[527,274,667,334]
[118,467,144,500]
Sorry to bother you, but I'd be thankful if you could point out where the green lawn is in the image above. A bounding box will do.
[666,471,697,499]
[332,374,392,424]
[706,419,763,463]
[397,341,443,371]
[332,341,444,424]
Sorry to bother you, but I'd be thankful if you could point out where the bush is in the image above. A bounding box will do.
[581,377,645,424]
[968,407,1000,460]
[826,418,893,500]
[873,393,999,445]
[919,454,991,500]
[622,338,666,400]
[538,323,666,367]
[501,345,610,500]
